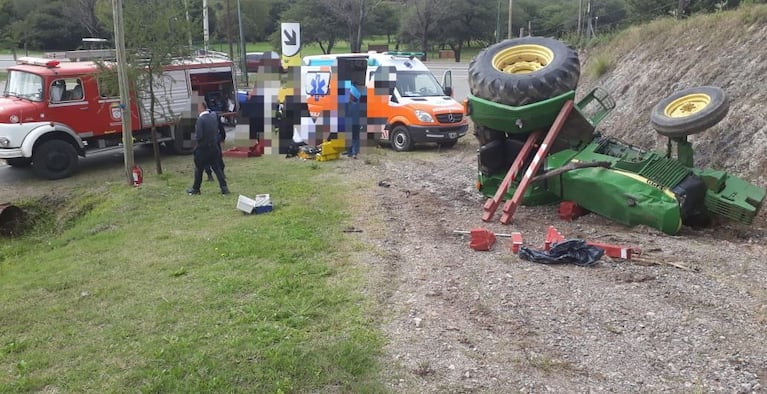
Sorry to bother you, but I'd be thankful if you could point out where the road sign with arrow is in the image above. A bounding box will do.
[281,22,301,58]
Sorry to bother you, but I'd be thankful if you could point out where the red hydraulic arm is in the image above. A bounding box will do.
[481,130,543,222]
[499,100,575,225]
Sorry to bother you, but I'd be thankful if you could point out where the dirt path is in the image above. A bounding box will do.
[341,138,767,393]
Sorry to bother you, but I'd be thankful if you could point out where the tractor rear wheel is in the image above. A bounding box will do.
[468,36,580,106]
[650,86,729,137]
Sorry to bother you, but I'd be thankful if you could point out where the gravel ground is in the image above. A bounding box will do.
[2,136,765,392]
[332,135,766,393]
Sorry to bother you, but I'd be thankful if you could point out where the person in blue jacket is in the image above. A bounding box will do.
[343,80,362,159]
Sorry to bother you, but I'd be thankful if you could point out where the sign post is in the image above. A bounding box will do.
[281,22,301,68]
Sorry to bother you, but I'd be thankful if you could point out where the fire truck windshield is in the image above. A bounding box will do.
[4,70,44,102]
[396,71,445,98]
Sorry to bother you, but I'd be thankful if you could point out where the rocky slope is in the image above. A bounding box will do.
[578,6,767,187]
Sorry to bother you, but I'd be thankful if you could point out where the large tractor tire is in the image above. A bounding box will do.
[468,36,580,106]
[650,86,729,138]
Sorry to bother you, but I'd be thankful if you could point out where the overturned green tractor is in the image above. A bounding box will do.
[467,36,765,235]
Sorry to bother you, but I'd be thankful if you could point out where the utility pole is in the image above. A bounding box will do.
[587,0,593,40]
[203,0,210,53]
[237,0,247,86]
[184,0,192,52]
[507,0,513,39]
[112,0,134,185]
[226,0,234,59]
[577,0,583,39]
[496,0,501,42]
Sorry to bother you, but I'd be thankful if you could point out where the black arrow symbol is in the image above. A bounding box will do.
[283,29,297,46]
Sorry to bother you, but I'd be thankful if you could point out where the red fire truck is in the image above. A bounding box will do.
[0,54,236,179]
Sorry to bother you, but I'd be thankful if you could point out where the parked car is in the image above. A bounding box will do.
[245,51,281,73]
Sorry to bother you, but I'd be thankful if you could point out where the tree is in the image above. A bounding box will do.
[435,0,495,62]
[278,0,345,54]
[64,0,106,38]
[321,0,386,53]
[399,0,446,57]
[625,0,675,23]
[97,0,198,175]
[5,0,90,50]
[366,1,402,44]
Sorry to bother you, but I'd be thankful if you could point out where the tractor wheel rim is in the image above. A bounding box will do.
[492,44,554,74]
[665,93,711,118]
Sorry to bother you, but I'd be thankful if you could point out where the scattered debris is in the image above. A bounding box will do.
[453,228,517,251]
[236,194,272,214]
[519,239,604,266]
[545,226,641,260]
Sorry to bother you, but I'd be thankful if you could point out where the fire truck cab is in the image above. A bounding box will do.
[300,52,468,151]
[0,55,236,179]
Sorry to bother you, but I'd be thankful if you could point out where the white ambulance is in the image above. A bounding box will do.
[300,52,468,151]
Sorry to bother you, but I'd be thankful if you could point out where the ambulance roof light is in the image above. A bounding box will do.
[383,51,425,60]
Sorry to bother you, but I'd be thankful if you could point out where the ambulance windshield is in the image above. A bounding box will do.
[4,70,44,101]
[396,71,444,98]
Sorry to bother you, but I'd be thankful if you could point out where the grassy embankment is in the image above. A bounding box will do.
[0,154,384,392]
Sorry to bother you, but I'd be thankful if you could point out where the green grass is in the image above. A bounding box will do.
[587,53,613,78]
[0,154,384,392]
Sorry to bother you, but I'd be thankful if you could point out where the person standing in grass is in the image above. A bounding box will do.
[187,101,229,195]
[204,115,227,182]
[343,80,362,159]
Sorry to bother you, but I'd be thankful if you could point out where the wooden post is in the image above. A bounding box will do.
[507,0,513,40]
[112,0,134,185]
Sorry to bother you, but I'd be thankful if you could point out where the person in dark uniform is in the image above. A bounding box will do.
[204,115,227,181]
[187,101,229,195]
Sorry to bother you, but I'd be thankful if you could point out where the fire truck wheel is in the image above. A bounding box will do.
[391,125,414,152]
[468,36,580,106]
[32,140,79,180]
[5,158,33,168]
[650,86,729,137]
[169,125,194,155]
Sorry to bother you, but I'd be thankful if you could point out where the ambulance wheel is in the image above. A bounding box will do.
[33,139,79,180]
[5,158,32,168]
[391,125,414,152]
[468,36,580,106]
[650,86,729,137]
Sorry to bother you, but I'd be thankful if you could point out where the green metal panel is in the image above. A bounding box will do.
[697,169,766,224]
[468,91,576,134]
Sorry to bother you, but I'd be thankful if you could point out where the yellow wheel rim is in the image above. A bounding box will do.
[664,93,711,118]
[492,44,554,74]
